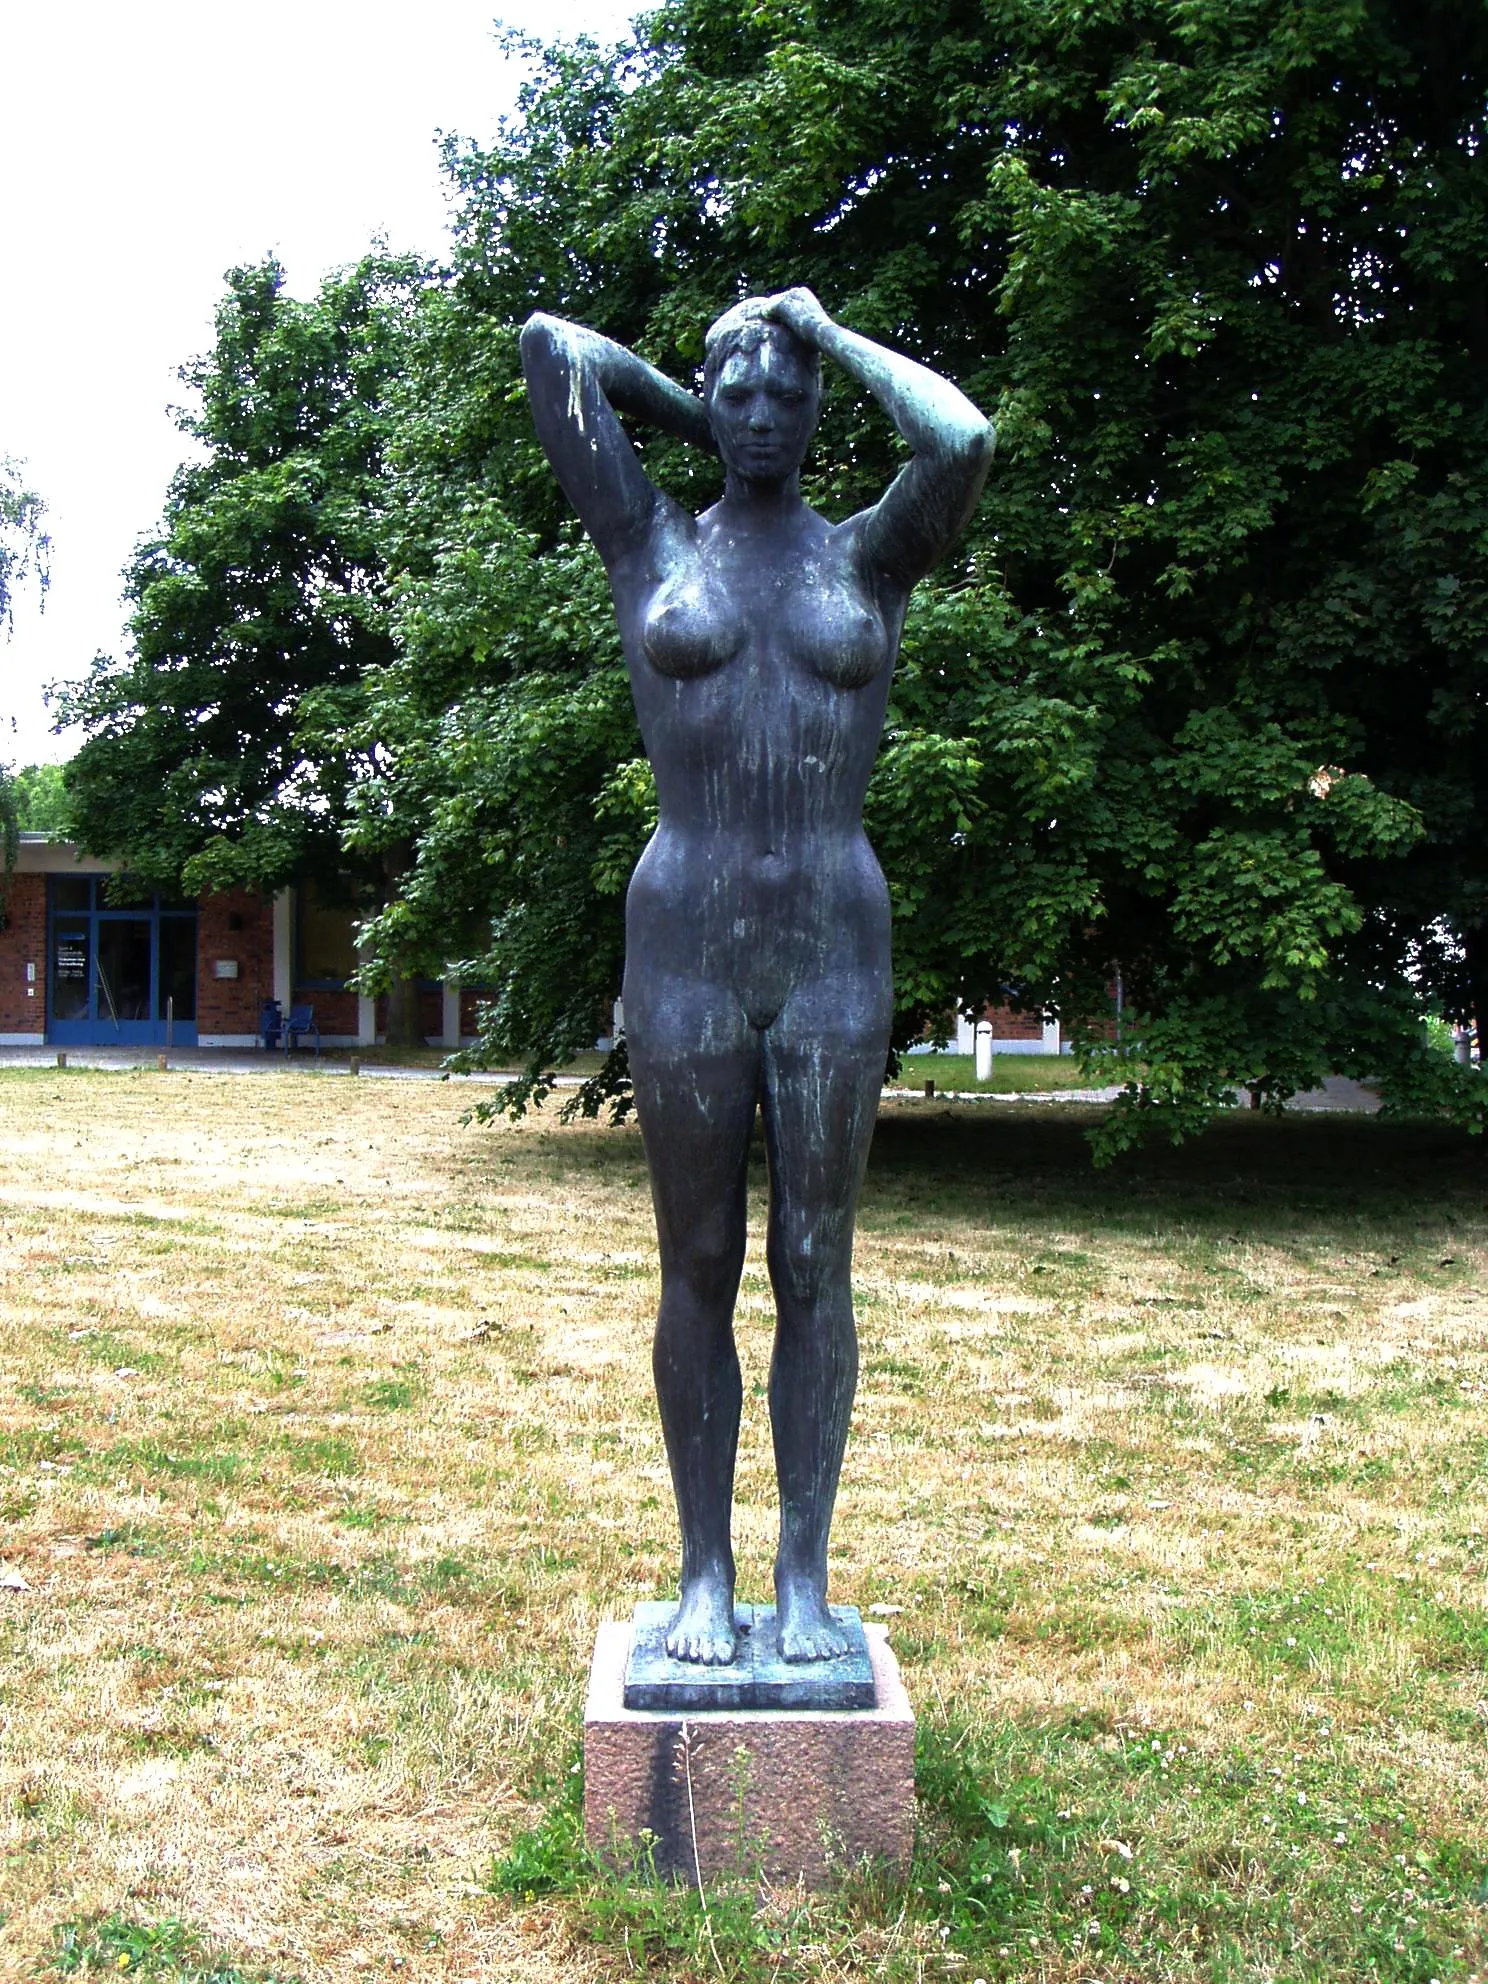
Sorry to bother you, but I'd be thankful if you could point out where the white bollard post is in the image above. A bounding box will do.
[974,1021,994,1083]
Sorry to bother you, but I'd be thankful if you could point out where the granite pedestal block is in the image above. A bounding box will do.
[584,1618,914,1887]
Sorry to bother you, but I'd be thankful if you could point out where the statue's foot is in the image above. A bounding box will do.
[664,1574,738,1665]
[775,1570,849,1663]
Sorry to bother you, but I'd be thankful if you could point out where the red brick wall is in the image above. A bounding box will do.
[198,890,274,1036]
[982,1000,1045,1041]
[292,986,360,1038]
[0,875,46,1034]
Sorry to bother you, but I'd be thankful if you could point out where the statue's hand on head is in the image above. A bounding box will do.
[762,286,836,349]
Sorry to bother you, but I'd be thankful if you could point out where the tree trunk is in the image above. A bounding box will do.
[383,970,425,1049]
[379,842,425,1049]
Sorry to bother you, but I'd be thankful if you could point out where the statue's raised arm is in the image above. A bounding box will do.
[763,286,994,590]
[519,312,714,567]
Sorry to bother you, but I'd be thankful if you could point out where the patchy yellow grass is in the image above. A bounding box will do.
[1,1070,1486,1982]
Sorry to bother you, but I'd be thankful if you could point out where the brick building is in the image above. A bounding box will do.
[0,837,467,1049]
[948,1004,1064,1056]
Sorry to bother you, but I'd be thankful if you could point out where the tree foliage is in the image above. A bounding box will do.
[346,0,1488,1146]
[58,254,423,899]
[9,762,71,836]
[0,763,71,913]
[0,454,48,636]
[0,769,16,909]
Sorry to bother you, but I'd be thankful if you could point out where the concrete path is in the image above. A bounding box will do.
[891,1075,1381,1114]
[0,1045,514,1081]
[1264,1075,1381,1114]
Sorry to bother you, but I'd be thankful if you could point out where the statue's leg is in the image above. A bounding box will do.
[760,970,890,1661]
[629,975,761,1665]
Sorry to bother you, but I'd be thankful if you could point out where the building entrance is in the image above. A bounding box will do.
[47,876,199,1046]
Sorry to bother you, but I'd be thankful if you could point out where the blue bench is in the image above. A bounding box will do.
[284,1004,320,1055]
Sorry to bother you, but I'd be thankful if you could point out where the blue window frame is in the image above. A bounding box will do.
[46,876,199,1046]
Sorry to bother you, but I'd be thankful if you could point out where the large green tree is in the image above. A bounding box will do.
[9,763,71,835]
[351,0,1487,1145]
[59,253,423,904]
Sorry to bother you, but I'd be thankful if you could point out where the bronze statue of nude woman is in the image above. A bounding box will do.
[521,288,992,1665]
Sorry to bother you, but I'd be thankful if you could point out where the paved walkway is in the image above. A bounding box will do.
[1263,1075,1381,1114]
[0,1047,1385,1112]
[895,1074,1381,1114]
[0,1045,518,1081]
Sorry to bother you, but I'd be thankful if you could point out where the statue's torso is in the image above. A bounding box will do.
[610,499,904,1013]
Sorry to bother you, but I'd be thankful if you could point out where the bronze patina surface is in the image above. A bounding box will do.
[522,289,992,1669]
[623,1601,874,1712]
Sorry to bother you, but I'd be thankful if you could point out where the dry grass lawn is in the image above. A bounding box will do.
[1,1067,1485,1982]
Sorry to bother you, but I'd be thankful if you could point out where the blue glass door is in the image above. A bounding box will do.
[95,917,153,1041]
[51,923,91,1026]
[47,879,199,1045]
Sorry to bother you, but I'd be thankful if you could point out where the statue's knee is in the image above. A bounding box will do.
[769,1230,847,1310]
[666,1230,744,1308]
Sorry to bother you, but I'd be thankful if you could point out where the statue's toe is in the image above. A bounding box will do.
[781,1625,848,1662]
[776,1586,850,1663]
[665,1585,738,1665]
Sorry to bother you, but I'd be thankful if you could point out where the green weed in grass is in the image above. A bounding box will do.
[279,1432,360,1477]
[175,1539,480,1608]
[85,1522,168,1558]
[51,1915,297,1982]
[77,1439,248,1488]
[363,1370,422,1410]
[15,1381,76,1408]
[331,1502,394,1530]
[67,1331,170,1373]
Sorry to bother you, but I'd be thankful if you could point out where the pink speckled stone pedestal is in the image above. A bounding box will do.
[583,1620,914,1887]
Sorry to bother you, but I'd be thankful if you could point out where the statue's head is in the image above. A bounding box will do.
[703,298,821,482]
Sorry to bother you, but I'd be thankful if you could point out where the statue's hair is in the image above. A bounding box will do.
[702,297,821,399]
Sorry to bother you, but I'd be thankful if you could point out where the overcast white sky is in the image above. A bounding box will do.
[0,0,635,766]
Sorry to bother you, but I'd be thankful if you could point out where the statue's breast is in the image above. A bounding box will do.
[783,575,890,690]
[641,575,743,679]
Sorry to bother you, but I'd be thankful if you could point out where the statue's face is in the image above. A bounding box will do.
[707,329,820,484]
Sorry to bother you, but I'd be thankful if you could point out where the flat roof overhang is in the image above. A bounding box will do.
[15,836,118,875]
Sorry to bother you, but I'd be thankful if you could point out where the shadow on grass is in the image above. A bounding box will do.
[862,1107,1485,1232]
[491,1105,1487,1244]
